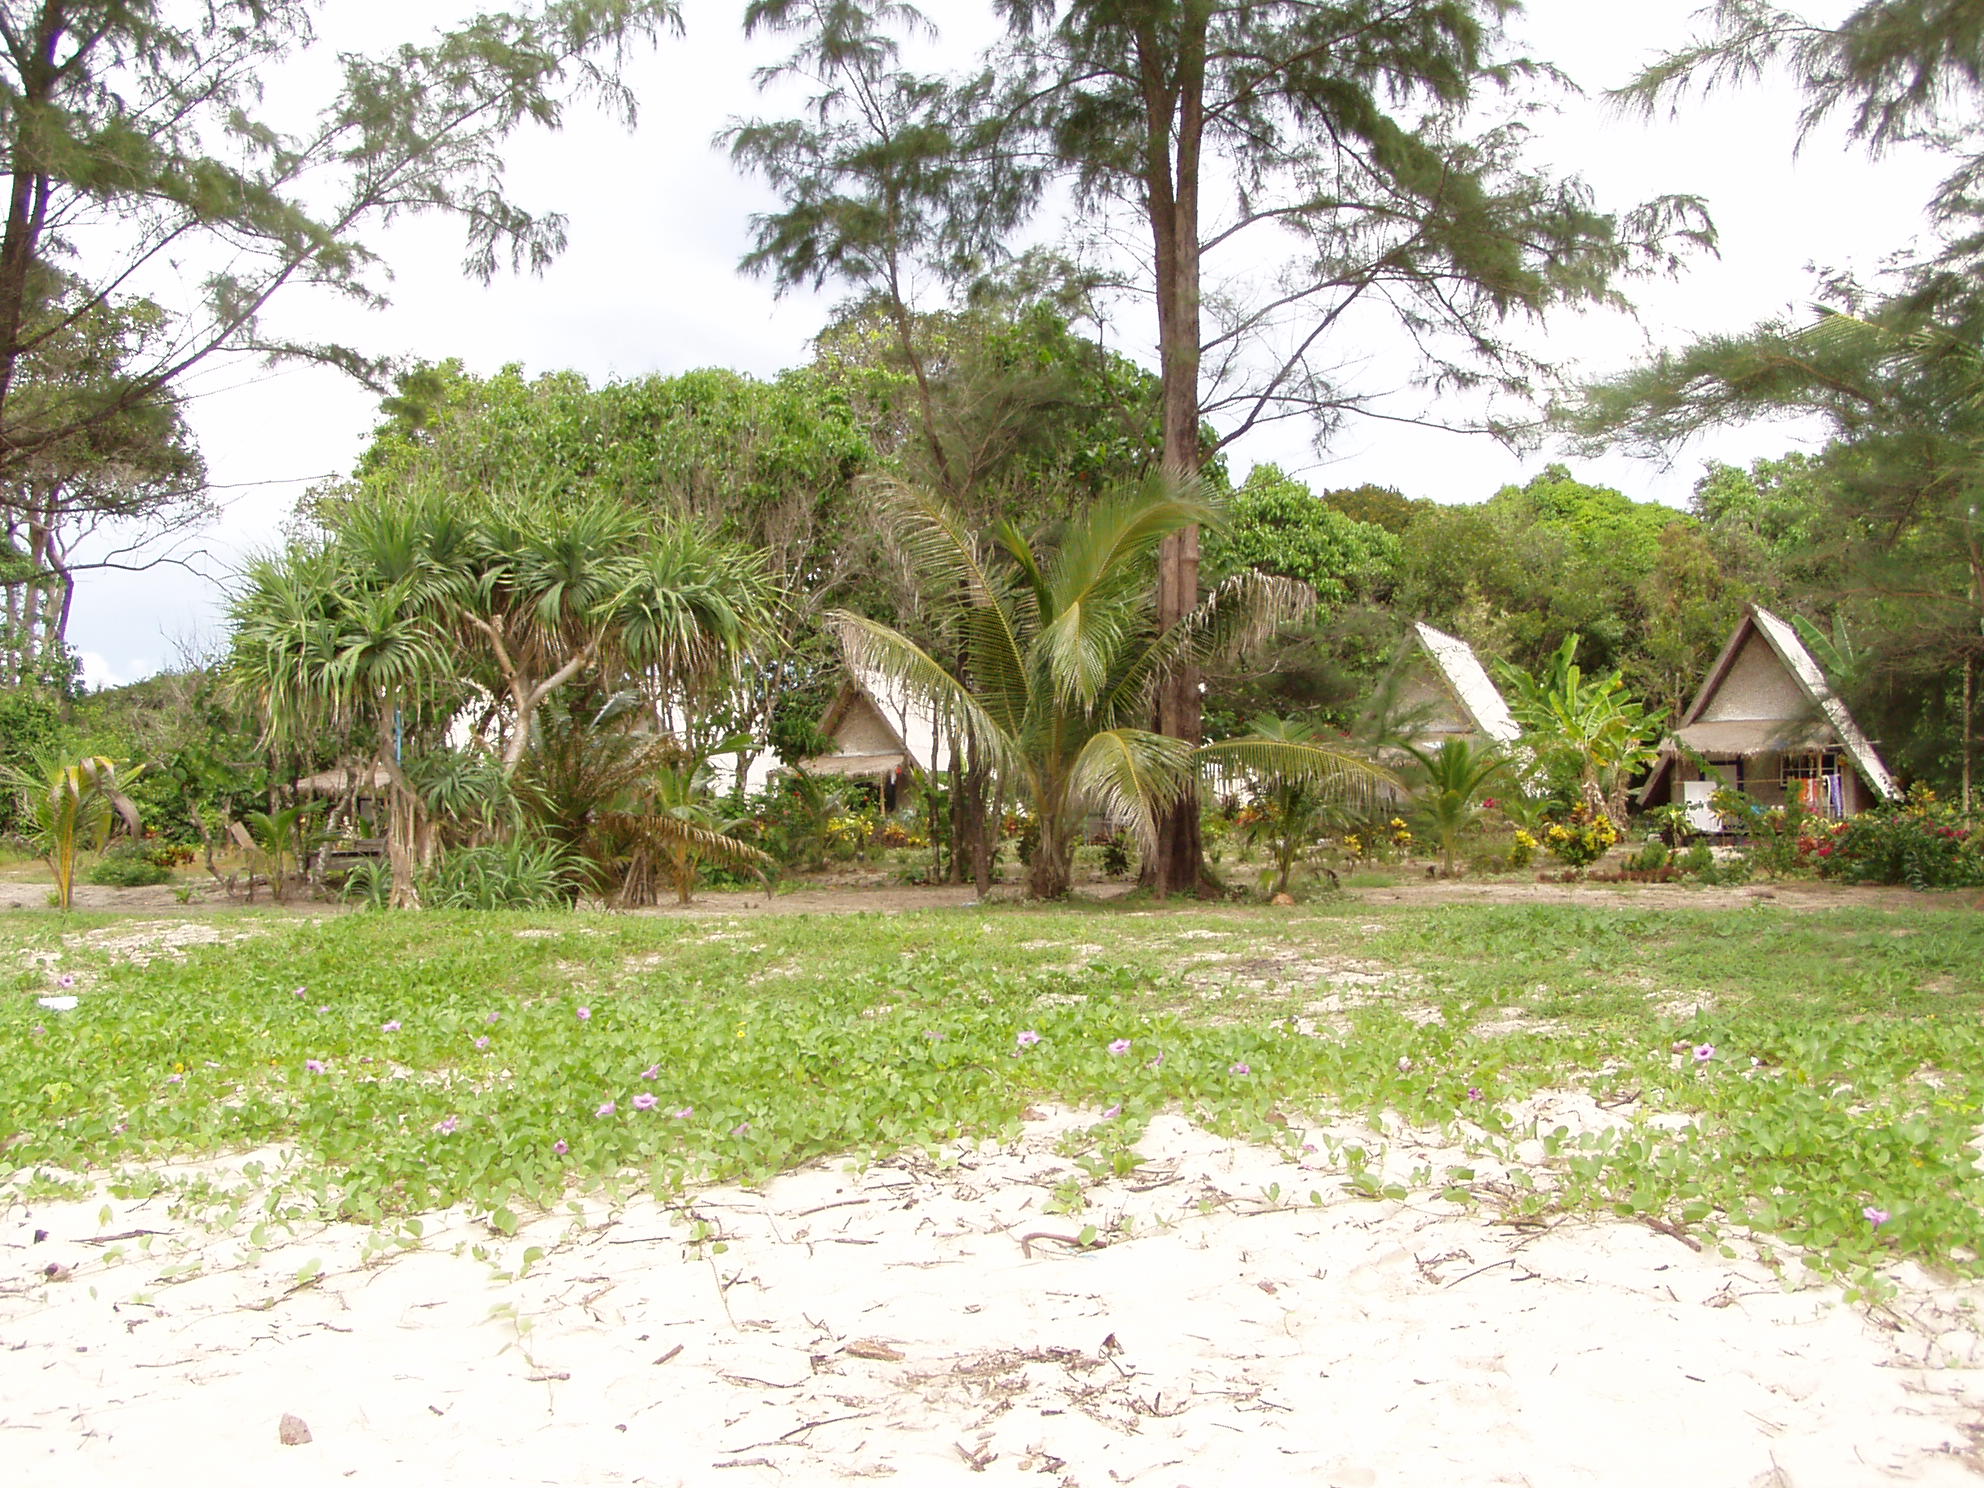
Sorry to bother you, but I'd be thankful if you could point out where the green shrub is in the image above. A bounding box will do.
[1676,841,1714,877]
[1543,807,1619,868]
[1626,837,1670,873]
[338,857,393,911]
[1696,852,1753,887]
[1817,793,1984,889]
[1100,834,1132,879]
[85,840,172,887]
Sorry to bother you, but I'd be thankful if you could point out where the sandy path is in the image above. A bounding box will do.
[4,1110,1977,1487]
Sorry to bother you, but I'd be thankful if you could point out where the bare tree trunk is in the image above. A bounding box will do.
[1964,651,1975,812]
[1139,7,1213,898]
[376,712,421,909]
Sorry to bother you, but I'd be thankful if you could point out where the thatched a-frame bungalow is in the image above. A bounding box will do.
[1639,605,1897,832]
[793,669,945,810]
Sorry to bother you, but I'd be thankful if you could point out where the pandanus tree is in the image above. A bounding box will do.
[229,544,454,907]
[833,477,1389,899]
[230,487,780,907]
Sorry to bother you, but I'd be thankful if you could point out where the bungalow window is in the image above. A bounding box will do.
[1782,751,1845,818]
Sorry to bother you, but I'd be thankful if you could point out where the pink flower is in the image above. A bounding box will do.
[576,1007,592,1022]
[1102,1103,1122,1119]
[55,974,75,989]
[1396,1056,1413,1073]
[595,1100,616,1117]
[304,1059,326,1074]
[1108,1038,1132,1055]
[1230,1061,1252,1076]
[474,1036,490,1050]
[1148,1052,1165,1069]
[1693,1043,1716,1064]
[1467,1087,1484,1102]
[292,986,307,998]
[732,1122,751,1137]
[1864,1206,1891,1227]
[434,1115,458,1135]
[1016,1030,1041,1047]
[632,1093,658,1111]
[486,1012,499,1024]
[316,1006,329,1014]
[553,1139,568,1155]
[673,1106,692,1120]
[166,1073,183,1084]
[641,1064,660,1080]
[381,1020,401,1032]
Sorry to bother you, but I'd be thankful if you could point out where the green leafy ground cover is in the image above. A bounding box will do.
[3,898,1980,1287]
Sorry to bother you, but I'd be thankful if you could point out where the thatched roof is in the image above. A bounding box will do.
[793,751,907,779]
[294,765,392,796]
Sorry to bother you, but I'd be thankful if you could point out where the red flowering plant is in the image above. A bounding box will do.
[1817,788,1984,889]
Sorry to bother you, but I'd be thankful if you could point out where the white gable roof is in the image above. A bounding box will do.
[1411,622,1523,746]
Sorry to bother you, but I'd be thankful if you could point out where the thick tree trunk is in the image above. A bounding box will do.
[1026,822,1074,900]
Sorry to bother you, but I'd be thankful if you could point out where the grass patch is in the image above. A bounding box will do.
[2,897,1980,1288]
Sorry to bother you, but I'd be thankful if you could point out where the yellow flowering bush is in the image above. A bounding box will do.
[1543,807,1618,869]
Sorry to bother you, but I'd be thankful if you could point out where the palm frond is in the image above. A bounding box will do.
[1196,736,1398,810]
[1093,571,1312,726]
[865,476,1008,609]
[595,810,777,872]
[1066,727,1196,855]
[1046,473,1213,618]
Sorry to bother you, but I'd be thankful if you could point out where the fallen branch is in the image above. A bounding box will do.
[1638,1215,1704,1253]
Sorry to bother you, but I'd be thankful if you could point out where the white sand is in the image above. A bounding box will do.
[3,1110,1979,1487]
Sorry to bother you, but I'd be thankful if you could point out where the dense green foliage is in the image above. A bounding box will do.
[1203,465,1400,609]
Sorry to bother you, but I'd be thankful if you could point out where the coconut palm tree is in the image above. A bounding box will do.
[833,477,1388,899]
[1401,737,1512,877]
[3,753,143,910]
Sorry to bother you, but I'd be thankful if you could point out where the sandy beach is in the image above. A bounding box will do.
[4,1104,1978,1487]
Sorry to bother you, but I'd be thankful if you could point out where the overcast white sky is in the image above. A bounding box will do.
[69,0,1951,687]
